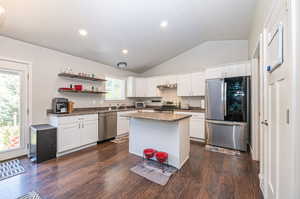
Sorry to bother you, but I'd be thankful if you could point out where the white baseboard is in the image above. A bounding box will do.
[190,137,205,143]
[250,144,259,161]
[116,133,129,138]
[56,142,97,157]
[259,173,266,198]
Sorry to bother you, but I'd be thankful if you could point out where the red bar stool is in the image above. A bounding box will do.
[155,151,168,172]
[143,148,156,161]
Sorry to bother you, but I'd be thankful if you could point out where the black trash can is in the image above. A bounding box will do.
[29,124,57,163]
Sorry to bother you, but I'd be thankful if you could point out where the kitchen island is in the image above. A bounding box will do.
[123,112,192,169]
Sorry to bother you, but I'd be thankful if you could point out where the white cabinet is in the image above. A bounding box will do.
[49,114,98,154]
[177,73,205,97]
[146,77,160,97]
[80,119,98,146]
[59,123,81,152]
[157,75,177,85]
[177,74,192,96]
[126,76,136,97]
[127,77,148,97]
[205,62,251,79]
[191,73,205,96]
[135,78,147,97]
[175,112,205,140]
[117,111,137,136]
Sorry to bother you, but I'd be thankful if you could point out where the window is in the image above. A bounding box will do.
[105,77,126,101]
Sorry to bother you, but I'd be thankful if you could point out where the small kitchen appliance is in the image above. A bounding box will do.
[52,98,69,114]
[135,102,146,109]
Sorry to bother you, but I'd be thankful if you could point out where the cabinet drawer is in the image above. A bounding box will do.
[56,116,79,125]
[78,114,98,121]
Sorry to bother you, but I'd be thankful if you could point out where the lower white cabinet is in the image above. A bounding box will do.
[117,111,137,136]
[49,114,98,154]
[175,112,205,140]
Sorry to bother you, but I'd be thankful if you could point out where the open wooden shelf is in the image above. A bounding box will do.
[58,88,108,94]
[58,73,106,82]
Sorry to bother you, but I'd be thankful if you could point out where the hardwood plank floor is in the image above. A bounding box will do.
[0,141,263,199]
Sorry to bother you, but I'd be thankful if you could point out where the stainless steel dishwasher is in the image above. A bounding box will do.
[98,112,117,142]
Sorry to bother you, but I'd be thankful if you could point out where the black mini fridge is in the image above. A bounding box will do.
[29,124,57,163]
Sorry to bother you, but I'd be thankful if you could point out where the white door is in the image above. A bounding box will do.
[263,2,293,198]
[80,119,98,145]
[0,59,30,161]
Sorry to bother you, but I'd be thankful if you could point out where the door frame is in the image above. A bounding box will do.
[0,57,32,161]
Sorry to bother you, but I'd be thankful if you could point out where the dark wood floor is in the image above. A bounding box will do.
[0,141,262,199]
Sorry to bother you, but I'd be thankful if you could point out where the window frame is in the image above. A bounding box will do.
[104,76,126,101]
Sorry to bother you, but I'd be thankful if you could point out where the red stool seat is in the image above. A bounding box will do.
[155,152,168,163]
[143,148,156,159]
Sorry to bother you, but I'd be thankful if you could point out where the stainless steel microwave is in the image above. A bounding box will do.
[135,102,146,109]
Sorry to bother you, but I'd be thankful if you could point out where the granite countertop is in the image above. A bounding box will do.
[47,107,205,117]
[121,112,192,122]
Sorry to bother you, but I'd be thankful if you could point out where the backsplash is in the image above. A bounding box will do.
[144,88,205,108]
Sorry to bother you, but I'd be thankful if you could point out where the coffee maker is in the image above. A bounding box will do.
[52,98,69,114]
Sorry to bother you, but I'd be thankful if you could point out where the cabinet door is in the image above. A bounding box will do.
[146,77,159,97]
[190,118,205,139]
[117,116,129,135]
[58,123,80,152]
[81,120,98,146]
[135,78,147,97]
[126,76,136,97]
[191,73,205,96]
[177,74,192,96]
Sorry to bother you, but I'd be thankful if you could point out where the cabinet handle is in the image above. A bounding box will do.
[82,120,84,128]
[78,121,81,129]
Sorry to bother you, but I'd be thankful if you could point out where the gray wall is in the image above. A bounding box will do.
[0,36,138,124]
[142,40,249,76]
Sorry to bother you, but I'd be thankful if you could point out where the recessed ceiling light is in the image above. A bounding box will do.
[160,20,168,28]
[0,6,5,16]
[122,49,128,55]
[78,29,88,36]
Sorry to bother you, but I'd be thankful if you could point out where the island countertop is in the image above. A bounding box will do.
[122,112,192,122]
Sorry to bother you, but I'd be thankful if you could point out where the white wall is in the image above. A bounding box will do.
[248,0,275,56]
[0,36,138,124]
[142,40,249,76]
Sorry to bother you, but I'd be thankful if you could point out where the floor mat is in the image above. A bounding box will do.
[17,191,42,199]
[205,145,241,156]
[0,159,25,181]
[130,160,177,186]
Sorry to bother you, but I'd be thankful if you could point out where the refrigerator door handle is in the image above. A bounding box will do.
[224,82,227,116]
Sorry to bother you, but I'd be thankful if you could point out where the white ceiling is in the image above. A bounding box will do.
[0,0,256,73]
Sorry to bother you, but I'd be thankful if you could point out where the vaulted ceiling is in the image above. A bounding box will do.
[0,0,256,73]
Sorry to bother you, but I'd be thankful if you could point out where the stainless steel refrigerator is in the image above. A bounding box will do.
[205,76,250,151]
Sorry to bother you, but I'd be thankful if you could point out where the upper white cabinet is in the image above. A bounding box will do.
[146,77,160,97]
[135,78,147,97]
[205,62,251,79]
[191,73,205,96]
[177,73,205,97]
[127,77,148,97]
[177,74,192,96]
[126,76,136,97]
[127,62,250,98]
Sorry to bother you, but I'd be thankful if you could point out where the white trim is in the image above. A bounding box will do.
[0,57,32,161]
[56,142,97,157]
